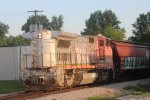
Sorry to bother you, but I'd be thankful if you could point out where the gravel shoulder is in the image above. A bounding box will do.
[30,78,150,100]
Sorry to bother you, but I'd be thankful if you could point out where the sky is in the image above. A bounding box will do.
[0,0,150,38]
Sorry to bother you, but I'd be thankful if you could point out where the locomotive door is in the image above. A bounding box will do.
[98,38,105,63]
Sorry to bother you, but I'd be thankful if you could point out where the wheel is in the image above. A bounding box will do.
[64,74,74,87]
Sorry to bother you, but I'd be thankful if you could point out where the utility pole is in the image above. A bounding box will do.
[28,10,43,29]
[28,10,43,67]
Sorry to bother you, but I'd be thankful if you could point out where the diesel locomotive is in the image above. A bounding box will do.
[21,26,150,91]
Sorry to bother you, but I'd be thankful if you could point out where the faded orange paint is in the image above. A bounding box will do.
[114,41,148,57]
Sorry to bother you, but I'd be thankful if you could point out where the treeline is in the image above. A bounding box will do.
[0,15,63,46]
[0,9,150,46]
[0,35,30,46]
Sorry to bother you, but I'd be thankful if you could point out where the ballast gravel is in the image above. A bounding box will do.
[29,78,150,100]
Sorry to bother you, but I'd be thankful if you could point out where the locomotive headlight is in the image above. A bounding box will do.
[38,33,42,39]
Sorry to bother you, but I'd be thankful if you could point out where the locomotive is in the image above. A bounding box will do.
[21,25,150,91]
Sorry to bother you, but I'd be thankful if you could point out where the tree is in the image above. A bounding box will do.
[49,15,64,31]
[22,15,64,32]
[129,11,150,43]
[81,10,121,35]
[0,36,9,46]
[22,15,50,32]
[139,30,150,43]
[104,26,125,41]
[0,35,30,46]
[7,35,31,46]
[0,21,9,37]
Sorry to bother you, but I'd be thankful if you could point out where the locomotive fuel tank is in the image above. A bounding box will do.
[80,73,98,85]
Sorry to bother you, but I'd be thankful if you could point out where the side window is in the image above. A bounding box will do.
[106,39,109,46]
[57,39,71,48]
[99,40,104,46]
[89,37,94,44]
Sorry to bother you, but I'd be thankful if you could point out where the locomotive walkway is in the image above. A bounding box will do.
[29,78,150,100]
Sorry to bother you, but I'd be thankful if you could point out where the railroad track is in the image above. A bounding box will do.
[0,78,147,100]
[0,91,41,100]
[0,85,89,100]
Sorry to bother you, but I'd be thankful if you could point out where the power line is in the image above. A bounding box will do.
[0,13,27,17]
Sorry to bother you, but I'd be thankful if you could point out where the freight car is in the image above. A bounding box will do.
[111,40,150,80]
[21,27,150,91]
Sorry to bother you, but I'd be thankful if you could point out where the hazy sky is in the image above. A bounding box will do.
[0,0,150,38]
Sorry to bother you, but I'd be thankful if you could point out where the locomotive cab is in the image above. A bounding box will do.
[96,35,113,69]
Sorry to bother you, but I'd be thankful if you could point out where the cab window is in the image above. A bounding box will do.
[106,39,109,46]
[99,40,104,46]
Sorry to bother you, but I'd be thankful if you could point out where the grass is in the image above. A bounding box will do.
[124,84,150,95]
[0,80,23,94]
[88,84,150,100]
[87,96,118,100]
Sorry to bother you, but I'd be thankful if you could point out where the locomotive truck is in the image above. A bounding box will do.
[21,26,150,91]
